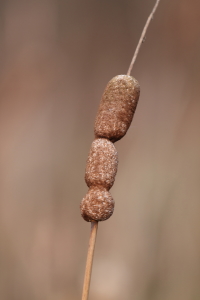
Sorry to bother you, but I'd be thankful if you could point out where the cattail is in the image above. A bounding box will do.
[81,2,161,299]
[80,75,140,222]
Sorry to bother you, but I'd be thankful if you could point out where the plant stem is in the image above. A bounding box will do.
[81,221,98,300]
[127,0,161,76]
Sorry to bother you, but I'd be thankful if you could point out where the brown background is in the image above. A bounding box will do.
[0,0,200,299]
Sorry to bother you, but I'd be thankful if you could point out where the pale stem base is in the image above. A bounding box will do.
[81,221,98,300]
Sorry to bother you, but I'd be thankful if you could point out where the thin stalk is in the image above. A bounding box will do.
[81,221,98,300]
[127,0,161,76]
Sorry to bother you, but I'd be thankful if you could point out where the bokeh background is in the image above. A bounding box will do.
[0,0,200,299]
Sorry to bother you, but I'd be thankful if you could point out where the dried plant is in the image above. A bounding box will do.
[80,1,161,299]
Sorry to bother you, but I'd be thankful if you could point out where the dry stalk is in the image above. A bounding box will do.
[81,221,98,300]
[127,0,161,76]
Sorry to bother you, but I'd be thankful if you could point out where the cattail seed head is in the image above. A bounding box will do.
[81,75,140,222]
[94,75,140,142]
[80,186,114,222]
[85,138,118,190]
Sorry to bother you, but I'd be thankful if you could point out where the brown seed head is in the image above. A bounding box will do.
[85,138,118,190]
[80,186,114,222]
[94,75,140,142]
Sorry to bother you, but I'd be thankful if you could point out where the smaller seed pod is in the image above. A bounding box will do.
[94,75,140,142]
[80,186,114,222]
[85,138,118,190]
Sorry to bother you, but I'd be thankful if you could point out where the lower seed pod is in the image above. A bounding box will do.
[80,186,114,222]
[94,75,140,142]
[85,138,118,190]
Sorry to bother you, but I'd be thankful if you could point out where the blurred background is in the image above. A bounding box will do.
[0,0,200,299]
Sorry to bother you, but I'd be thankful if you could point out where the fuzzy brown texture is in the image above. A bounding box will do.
[80,186,114,222]
[85,138,118,190]
[94,75,140,142]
